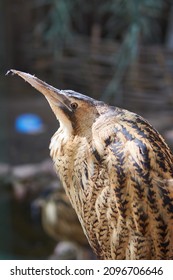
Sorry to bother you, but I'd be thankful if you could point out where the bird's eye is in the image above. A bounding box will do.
[70,102,78,110]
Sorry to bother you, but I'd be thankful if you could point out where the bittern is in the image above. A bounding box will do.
[8,69,173,260]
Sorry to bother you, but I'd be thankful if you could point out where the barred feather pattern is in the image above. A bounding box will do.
[50,107,173,260]
[9,70,173,259]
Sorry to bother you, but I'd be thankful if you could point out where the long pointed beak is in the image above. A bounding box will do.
[6,69,72,110]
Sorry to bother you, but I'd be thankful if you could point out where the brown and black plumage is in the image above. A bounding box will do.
[8,69,173,259]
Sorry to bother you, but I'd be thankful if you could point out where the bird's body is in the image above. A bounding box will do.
[50,105,173,259]
[8,70,173,259]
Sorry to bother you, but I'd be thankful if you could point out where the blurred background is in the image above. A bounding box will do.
[1,0,173,259]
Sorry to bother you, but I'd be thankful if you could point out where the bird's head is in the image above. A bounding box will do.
[7,70,106,138]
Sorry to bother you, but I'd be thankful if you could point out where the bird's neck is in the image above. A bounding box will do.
[49,126,94,215]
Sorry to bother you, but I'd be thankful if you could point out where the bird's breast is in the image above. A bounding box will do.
[50,132,93,207]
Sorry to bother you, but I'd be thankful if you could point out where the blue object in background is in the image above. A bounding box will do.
[15,113,44,134]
